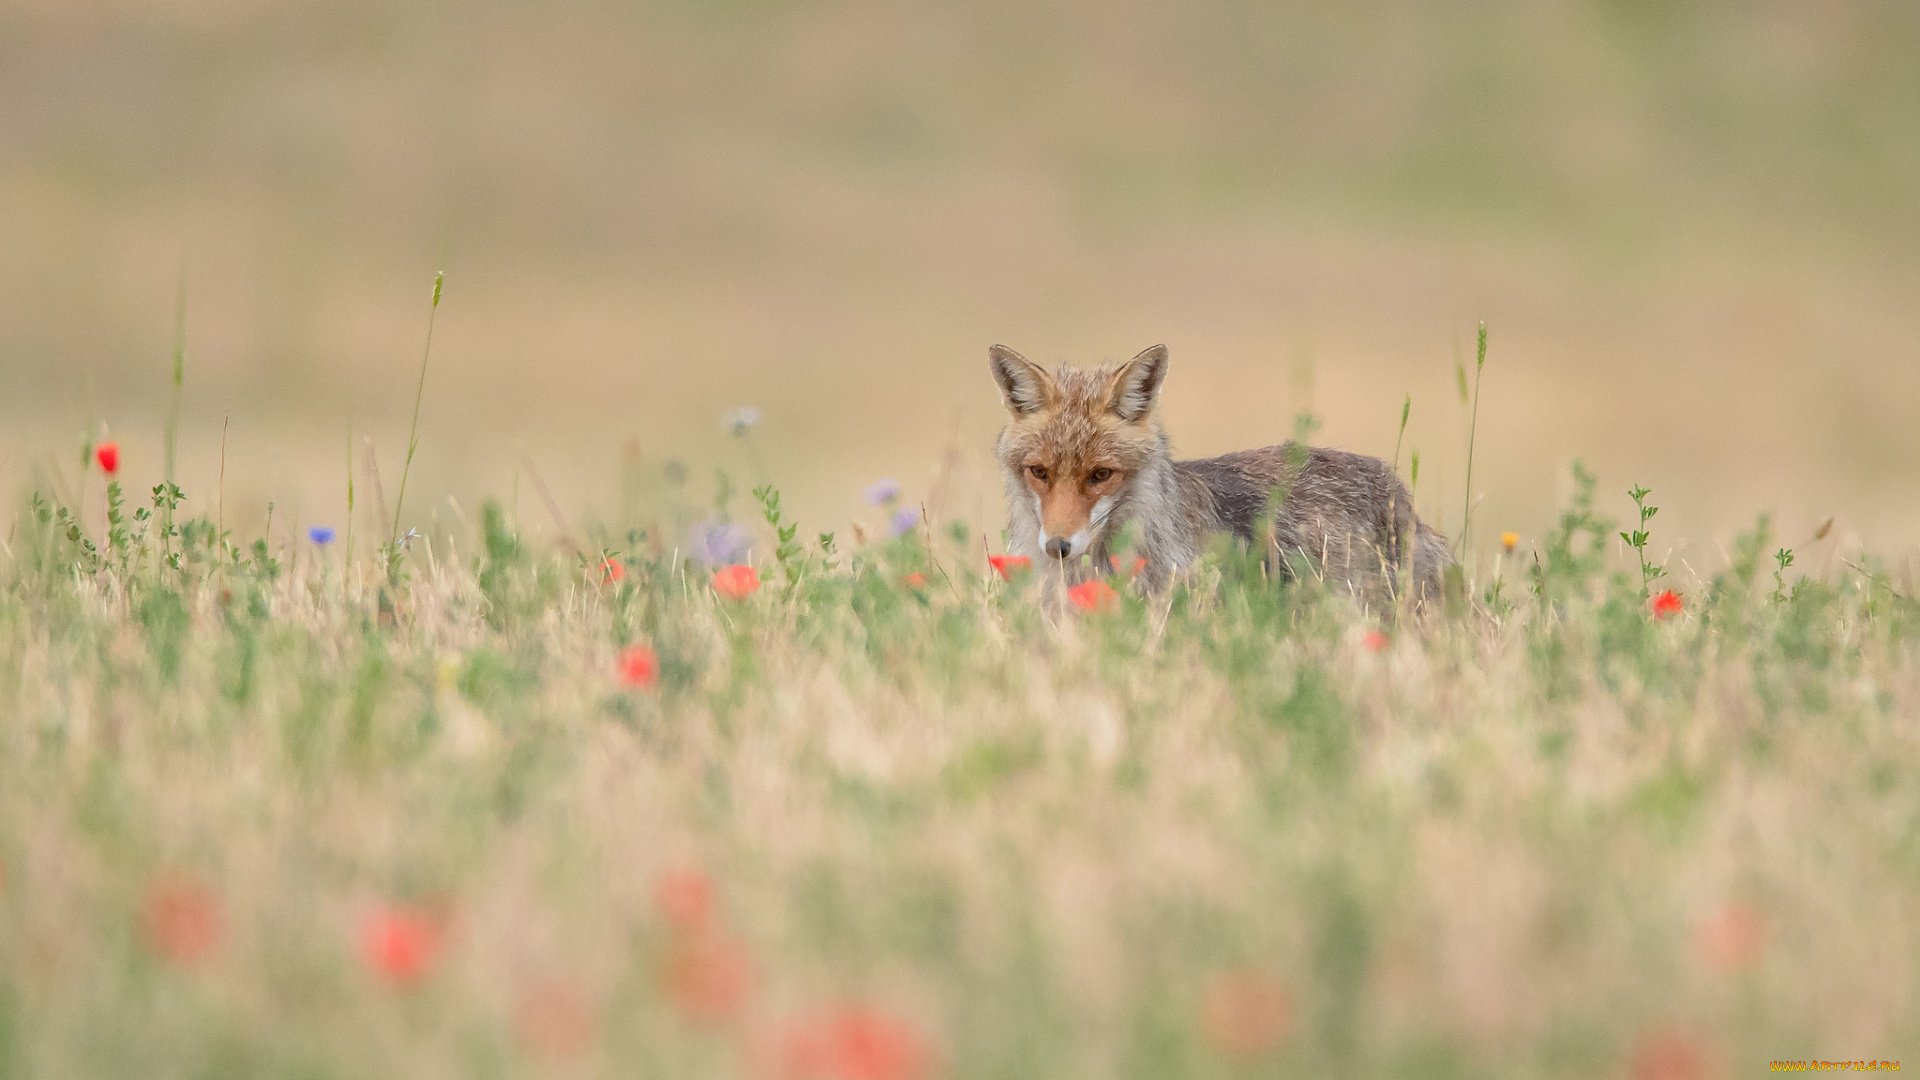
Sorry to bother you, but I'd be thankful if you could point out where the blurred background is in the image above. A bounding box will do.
[3,0,1917,563]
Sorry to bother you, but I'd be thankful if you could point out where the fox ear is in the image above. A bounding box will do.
[988,345,1056,416]
[1106,344,1169,423]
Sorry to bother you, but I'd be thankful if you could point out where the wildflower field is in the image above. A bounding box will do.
[3,436,1919,1080]
[7,0,1920,1071]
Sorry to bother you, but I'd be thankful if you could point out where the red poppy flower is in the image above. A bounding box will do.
[1200,970,1293,1060]
[141,873,223,966]
[515,975,597,1059]
[1108,555,1147,578]
[713,565,761,600]
[618,644,659,689]
[361,905,444,985]
[601,558,626,584]
[987,555,1031,582]
[1629,1026,1707,1080]
[1650,590,1684,619]
[902,572,927,590]
[95,442,120,476]
[1695,902,1765,972]
[654,868,715,932]
[760,1007,935,1080]
[663,932,757,1024]
[1066,580,1118,613]
[1360,630,1389,652]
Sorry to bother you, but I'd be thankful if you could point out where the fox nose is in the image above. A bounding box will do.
[1044,537,1072,560]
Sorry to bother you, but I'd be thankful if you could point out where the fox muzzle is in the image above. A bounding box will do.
[1044,537,1073,560]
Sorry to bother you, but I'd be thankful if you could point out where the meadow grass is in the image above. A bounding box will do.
[2,459,1918,1080]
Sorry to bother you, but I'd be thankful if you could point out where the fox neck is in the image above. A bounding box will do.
[1123,443,1203,583]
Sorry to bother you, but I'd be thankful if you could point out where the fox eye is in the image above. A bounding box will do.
[1027,464,1050,482]
[1088,467,1114,484]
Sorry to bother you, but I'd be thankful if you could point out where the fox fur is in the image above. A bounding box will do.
[989,343,1452,604]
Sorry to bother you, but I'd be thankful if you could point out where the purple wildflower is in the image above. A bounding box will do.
[863,478,902,506]
[889,508,920,538]
[687,520,753,567]
[308,526,336,546]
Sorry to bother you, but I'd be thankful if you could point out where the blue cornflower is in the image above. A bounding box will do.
[890,508,920,538]
[864,478,901,506]
[308,526,336,546]
[721,407,763,438]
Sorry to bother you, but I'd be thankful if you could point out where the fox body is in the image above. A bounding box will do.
[989,344,1452,603]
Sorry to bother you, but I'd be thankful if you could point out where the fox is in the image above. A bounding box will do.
[989,343,1452,604]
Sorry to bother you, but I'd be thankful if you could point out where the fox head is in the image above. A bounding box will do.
[989,343,1170,563]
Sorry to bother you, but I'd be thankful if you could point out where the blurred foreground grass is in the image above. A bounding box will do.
[2,459,1919,1079]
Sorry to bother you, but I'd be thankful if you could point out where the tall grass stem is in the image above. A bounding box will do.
[345,427,356,566]
[166,267,186,487]
[390,271,443,549]
[1459,321,1487,555]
